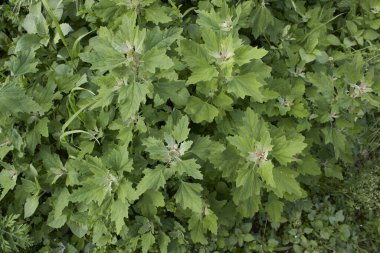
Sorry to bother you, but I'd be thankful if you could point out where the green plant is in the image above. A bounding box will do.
[0,0,380,252]
[0,214,33,252]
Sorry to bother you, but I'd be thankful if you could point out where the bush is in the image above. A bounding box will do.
[0,0,379,252]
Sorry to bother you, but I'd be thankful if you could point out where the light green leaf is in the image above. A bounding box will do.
[322,127,347,160]
[188,209,218,244]
[26,117,49,154]
[5,50,39,76]
[144,27,182,50]
[53,188,70,218]
[138,190,165,216]
[0,83,40,118]
[0,167,17,200]
[145,4,172,24]
[190,136,225,161]
[271,168,304,198]
[180,40,218,84]
[227,72,265,101]
[70,183,108,205]
[158,232,170,253]
[172,159,203,180]
[251,4,274,38]
[67,213,88,238]
[22,3,49,36]
[136,168,166,196]
[142,137,169,161]
[15,34,41,52]
[79,28,126,71]
[110,199,129,234]
[184,96,219,123]
[117,180,139,203]
[53,23,73,44]
[154,81,190,106]
[258,161,275,188]
[90,85,115,109]
[142,48,173,73]
[188,215,207,244]
[265,194,284,223]
[118,82,149,121]
[175,181,203,213]
[235,46,268,66]
[172,115,190,142]
[234,167,261,203]
[272,134,307,165]
[141,232,155,253]
[203,210,218,235]
[24,195,39,218]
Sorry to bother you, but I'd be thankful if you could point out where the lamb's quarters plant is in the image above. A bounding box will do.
[0,0,380,252]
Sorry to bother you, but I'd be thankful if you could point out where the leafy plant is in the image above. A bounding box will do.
[0,214,33,252]
[0,0,379,252]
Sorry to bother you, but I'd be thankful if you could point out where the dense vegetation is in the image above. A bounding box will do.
[0,0,379,252]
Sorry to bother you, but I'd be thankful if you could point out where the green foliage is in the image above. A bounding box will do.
[0,0,380,252]
[0,214,33,252]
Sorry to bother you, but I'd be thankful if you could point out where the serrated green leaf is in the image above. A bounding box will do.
[110,199,129,234]
[5,50,39,76]
[188,209,218,245]
[258,161,275,188]
[26,117,49,154]
[158,231,170,253]
[145,4,172,24]
[0,167,17,200]
[272,133,307,165]
[271,168,304,198]
[141,232,155,253]
[0,83,40,118]
[227,72,265,101]
[53,188,70,217]
[118,82,149,121]
[172,159,203,180]
[79,28,125,71]
[190,136,225,161]
[180,40,218,84]
[234,167,261,203]
[175,181,203,213]
[298,155,321,176]
[265,194,284,223]
[251,4,274,38]
[322,127,347,160]
[136,168,166,196]
[172,115,190,142]
[142,137,169,161]
[235,46,268,66]
[138,190,165,216]
[184,96,219,123]
[142,47,173,73]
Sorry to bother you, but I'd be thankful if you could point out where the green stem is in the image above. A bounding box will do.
[41,0,73,60]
